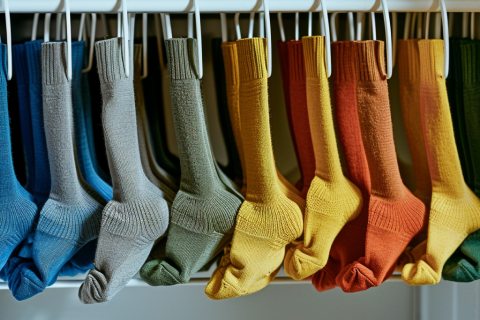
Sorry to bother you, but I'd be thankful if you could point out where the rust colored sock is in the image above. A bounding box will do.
[278,40,303,190]
[312,41,371,292]
[337,41,426,292]
[287,40,316,198]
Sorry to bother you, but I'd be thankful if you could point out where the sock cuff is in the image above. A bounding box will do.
[302,36,328,79]
[164,38,200,80]
[12,44,28,84]
[25,40,43,85]
[418,40,445,83]
[461,42,480,84]
[332,41,355,83]
[95,37,130,83]
[397,39,420,82]
[353,40,386,81]
[42,42,68,85]
[236,37,267,82]
[71,41,85,83]
[221,42,239,86]
[287,40,306,82]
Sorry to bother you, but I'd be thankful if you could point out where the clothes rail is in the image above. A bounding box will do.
[1,0,479,13]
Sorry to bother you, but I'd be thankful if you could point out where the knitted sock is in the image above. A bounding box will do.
[12,44,35,194]
[9,42,106,301]
[132,44,177,203]
[286,40,316,198]
[0,43,38,272]
[283,36,362,281]
[401,40,480,286]
[139,38,242,286]
[338,41,426,292]
[79,38,169,304]
[443,41,480,282]
[312,41,371,292]
[205,38,303,299]
[278,40,302,190]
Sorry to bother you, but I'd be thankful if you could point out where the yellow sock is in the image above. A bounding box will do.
[284,36,362,280]
[205,38,303,299]
[401,40,480,285]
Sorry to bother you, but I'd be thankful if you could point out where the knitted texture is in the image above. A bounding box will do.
[402,40,480,286]
[283,36,362,281]
[205,38,303,299]
[312,41,371,292]
[338,41,426,292]
[79,38,169,304]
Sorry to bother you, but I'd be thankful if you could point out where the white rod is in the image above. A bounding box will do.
[356,12,363,40]
[248,12,255,38]
[56,12,62,40]
[403,12,411,40]
[295,12,299,40]
[277,12,285,42]
[31,13,39,41]
[319,11,325,36]
[425,12,430,39]
[462,11,469,38]
[347,12,354,41]
[187,12,194,38]
[435,12,441,39]
[259,12,264,38]
[2,1,479,13]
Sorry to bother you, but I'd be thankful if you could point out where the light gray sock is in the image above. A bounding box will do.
[78,37,169,304]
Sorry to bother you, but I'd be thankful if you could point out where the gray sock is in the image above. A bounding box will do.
[78,37,169,304]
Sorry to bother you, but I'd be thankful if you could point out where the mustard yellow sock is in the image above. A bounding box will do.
[283,36,362,280]
[205,38,303,299]
[401,40,480,286]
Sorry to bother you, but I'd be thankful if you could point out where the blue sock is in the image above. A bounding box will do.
[0,43,38,272]
[12,44,35,194]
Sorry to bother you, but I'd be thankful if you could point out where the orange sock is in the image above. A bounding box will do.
[337,41,426,292]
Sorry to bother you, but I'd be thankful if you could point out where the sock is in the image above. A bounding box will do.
[401,40,480,285]
[78,37,169,304]
[286,40,316,198]
[205,38,303,300]
[0,43,38,272]
[12,44,36,194]
[338,40,426,292]
[443,41,480,282]
[396,39,432,267]
[139,38,242,286]
[312,41,371,292]
[278,40,302,190]
[9,42,106,301]
[283,36,362,281]
[132,44,177,202]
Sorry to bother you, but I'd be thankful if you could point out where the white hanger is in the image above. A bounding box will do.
[318,0,331,77]
[347,12,355,41]
[56,13,62,40]
[234,13,241,40]
[295,12,299,40]
[248,12,255,38]
[44,13,51,42]
[2,0,11,80]
[120,0,129,78]
[31,13,39,41]
[425,12,431,39]
[117,13,122,37]
[380,0,393,79]
[140,13,148,79]
[259,13,265,38]
[330,12,338,42]
[78,13,85,41]
[439,0,449,78]
[188,13,194,38]
[356,12,364,40]
[262,0,272,77]
[392,12,397,68]
[80,14,96,73]
[129,12,135,70]
[319,11,325,36]
[370,12,377,40]
[277,12,286,42]
[435,12,441,39]
[65,0,72,81]
[220,13,228,42]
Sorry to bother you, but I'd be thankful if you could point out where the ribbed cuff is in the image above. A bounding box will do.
[353,40,386,81]
[25,40,43,85]
[95,37,129,83]
[165,38,199,80]
[397,39,420,82]
[133,44,142,80]
[302,36,327,79]
[418,40,445,83]
[42,42,68,85]
[287,40,305,82]
[71,41,85,82]
[461,42,480,84]
[221,41,239,87]
[331,41,355,83]
[12,44,28,85]
[236,37,267,82]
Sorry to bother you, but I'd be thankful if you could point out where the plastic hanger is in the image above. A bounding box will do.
[31,13,39,41]
[439,0,449,78]
[277,12,286,42]
[330,12,338,42]
[121,0,129,78]
[220,13,228,42]
[356,12,364,40]
[129,12,135,67]
[154,13,167,70]
[392,12,397,68]
[347,12,355,40]
[44,13,51,42]
[317,0,331,77]
[140,13,148,79]
[56,13,62,40]
[2,0,11,80]
[370,12,377,40]
[79,14,96,73]
[380,0,393,79]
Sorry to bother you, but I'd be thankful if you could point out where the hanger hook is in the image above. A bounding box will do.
[234,13,241,40]
[2,0,11,80]
[140,13,148,79]
[82,14,96,73]
[262,0,272,78]
[220,13,228,42]
[65,0,72,81]
[330,12,338,42]
[318,0,331,78]
[248,12,255,38]
[192,0,203,79]
[277,13,286,42]
[380,0,392,79]
[356,12,364,40]
[439,0,449,78]
[121,0,129,78]
[31,13,39,41]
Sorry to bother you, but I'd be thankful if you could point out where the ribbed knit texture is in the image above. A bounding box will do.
[283,36,362,281]
[9,42,107,301]
[139,38,242,286]
[0,43,38,277]
[402,40,480,286]
[205,38,303,299]
[312,41,371,292]
[338,41,426,292]
[133,44,177,203]
[79,38,169,304]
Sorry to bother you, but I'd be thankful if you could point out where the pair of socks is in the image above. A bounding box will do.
[205,38,303,299]
[402,40,480,285]
[284,37,362,281]
[79,37,169,304]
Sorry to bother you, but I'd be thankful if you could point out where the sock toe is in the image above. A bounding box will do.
[9,262,44,301]
[312,269,337,292]
[205,278,242,300]
[140,259,183,286]
[284,245,324,280]
[78,269,109,304]
[401,260,440,285]
[337,261,377,293]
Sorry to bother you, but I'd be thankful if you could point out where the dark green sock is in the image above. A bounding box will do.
[443,40,480,282]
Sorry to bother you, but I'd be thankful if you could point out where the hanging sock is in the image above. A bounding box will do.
[205,38,303,299]
[338,41,426,292]
[0,43,38,274]
[401,40,480,286]
[78,38,169,304]
[443,41,480,282]
[312,41,371,292]
[283,36,362,281]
